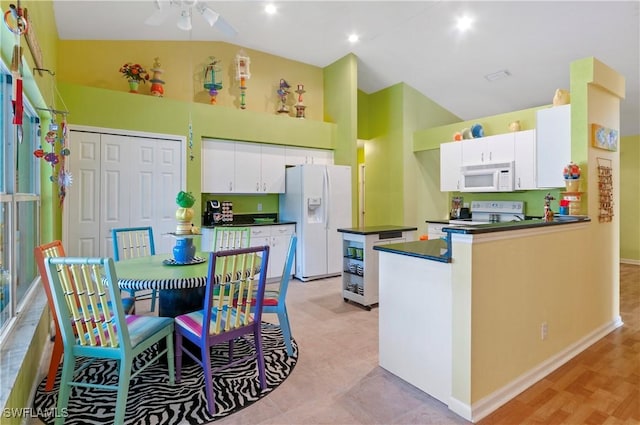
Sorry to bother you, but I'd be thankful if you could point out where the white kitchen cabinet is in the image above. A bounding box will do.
[202,140,285,194]
[536,104,570,188]
[202,139,235,193]
[440,141,462,191]
[340,227,416,310]
[260,144,286,192]
[284,146,334,166]
[234,143,285,193]
[514,129,537,190]
[461,133,514,166]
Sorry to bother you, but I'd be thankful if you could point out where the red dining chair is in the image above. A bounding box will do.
[34,241,135,392]
[174,245,270,415]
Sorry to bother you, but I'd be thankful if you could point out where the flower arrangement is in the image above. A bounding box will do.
[563,162,581,180]
[119,63,149,83]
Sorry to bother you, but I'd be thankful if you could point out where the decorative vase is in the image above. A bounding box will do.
[128,79,140,93]
[565,179,580,192]
[150,57,165,97]
[175,207,194,235]
[173,238,195,263]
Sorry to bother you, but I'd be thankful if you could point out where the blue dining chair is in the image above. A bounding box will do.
[44,256,175,425]
[112,226,158,312]
[174,245,270,415]
[34,240,136,392]
[258,234,297,356]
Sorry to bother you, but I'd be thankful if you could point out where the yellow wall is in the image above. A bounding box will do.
[56,40,324,121]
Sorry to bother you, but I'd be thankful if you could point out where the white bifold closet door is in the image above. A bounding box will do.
[64,130,184,257]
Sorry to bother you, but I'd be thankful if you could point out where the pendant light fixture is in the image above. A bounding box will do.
[176,8,192,31]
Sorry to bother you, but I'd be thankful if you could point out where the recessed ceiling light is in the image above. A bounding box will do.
[265,4,277,15]
[456,15,473,32]
[484,70,511,82]
[348,33,359,43]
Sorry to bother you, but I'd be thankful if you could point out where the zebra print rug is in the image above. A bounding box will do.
[33,323,297,424]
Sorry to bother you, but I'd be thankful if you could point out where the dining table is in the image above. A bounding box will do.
[113,251,261,317]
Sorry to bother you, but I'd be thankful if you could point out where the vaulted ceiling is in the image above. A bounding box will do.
[52,1,640,136]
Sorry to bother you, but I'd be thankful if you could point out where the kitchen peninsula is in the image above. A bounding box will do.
[373,217,620,422]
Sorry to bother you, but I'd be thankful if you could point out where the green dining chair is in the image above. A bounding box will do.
[112,226,158,312]
[212,226,251,251]
[44,256,175,425]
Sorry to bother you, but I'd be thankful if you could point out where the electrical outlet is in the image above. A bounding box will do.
[257,203,263,211]
[541,322,548,340]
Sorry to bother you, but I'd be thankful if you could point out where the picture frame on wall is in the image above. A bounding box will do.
[591,123,619,151]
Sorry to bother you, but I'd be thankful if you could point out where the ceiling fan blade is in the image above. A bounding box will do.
[213,14,238,37]
[144,0,172,26]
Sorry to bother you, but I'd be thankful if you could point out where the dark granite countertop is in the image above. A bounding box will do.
[373,239,450,263]
[202,221,296,229]
[374,216,590,263]
[443,216,590,234]
[337,225,418,235]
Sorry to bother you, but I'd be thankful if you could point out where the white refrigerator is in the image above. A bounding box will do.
[279,164,352,281]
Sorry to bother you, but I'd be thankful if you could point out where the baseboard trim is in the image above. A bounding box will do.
[621,258,640,265]
[449,316,623,423]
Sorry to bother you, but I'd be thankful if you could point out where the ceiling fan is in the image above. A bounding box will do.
[145,0,238,37]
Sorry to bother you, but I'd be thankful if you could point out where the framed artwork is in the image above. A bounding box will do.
[591,123,618,151]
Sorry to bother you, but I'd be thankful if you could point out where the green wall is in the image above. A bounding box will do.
[323,54,359,225]
[620,135,640,262]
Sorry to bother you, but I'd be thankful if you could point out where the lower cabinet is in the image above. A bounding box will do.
[202,224,295,281]
[340,229,415,310]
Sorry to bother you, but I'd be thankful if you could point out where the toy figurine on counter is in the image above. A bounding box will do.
[544,193,555,222]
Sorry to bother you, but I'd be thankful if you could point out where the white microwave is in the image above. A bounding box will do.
[460,161,514,192]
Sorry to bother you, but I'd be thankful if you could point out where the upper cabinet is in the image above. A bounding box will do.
[234,143,286,193]
[202,139,235,193]
[536,104,571,188]
[440,142,462,191]
[514,130,537,190]
[461,133,514,166]
[440,130,539,192]
[202,140,286,194]
[285,146,334,166]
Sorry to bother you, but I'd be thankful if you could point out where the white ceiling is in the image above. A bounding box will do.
[52,0,640,136]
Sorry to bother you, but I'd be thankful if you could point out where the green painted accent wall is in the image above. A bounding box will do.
[620,135,640,261]
[323,54,358,225]
[361,85,403,226]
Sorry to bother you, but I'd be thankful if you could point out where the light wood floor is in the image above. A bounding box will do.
[30,264,638,424]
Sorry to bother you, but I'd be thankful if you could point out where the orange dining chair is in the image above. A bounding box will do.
[34,241,135,392]
[175,245,269,415]
[44,256,175,425]
[112,226,158,312]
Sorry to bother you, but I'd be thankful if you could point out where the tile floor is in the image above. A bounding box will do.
[29,276,468,425]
